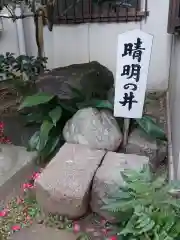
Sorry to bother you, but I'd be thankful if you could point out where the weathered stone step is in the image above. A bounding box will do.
[0,144,37,205]
[35,143,106,219]
[8,224,77,240]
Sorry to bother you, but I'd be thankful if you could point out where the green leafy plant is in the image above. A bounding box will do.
[0,52,47,97]
[19,85,167,162]
[18,92,77,161]
[19,85,114,161]
[19,87,111,161]
[135,115,167,141]
[73,88,166,141]
[102,166,180,240]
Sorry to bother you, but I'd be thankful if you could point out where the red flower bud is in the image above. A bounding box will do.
[11,225,21,231]
[108,236,117,240]
[0,209,8,217]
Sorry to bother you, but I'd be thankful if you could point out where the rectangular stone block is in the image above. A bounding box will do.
[35,143,106,218]
[90,152,149,221]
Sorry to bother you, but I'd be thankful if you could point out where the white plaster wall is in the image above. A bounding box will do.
[89,0,171,90]
[141,0,171,90]
[22,0,171,90]
[0,11,20,56]
[44,24,89,69]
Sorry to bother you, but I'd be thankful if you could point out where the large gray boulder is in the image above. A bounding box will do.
[90,152,149,222]
[35,143,106,219]
[36,61,114,100]
[63,108,122,151]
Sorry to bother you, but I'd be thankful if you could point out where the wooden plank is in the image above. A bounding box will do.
[114,29,153,118]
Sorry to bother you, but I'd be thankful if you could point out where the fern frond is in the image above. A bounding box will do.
[102,165,180,240]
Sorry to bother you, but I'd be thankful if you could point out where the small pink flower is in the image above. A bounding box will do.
[0,209,8,217]
[108,236,117,240]
[11,225,21,231]
[22,183,33,190]
[31,172,40,180]
[0,122,4,130]
[73,223,80,233]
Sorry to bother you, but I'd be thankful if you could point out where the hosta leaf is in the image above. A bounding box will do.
[39,120,54,151]
[77,99,113,110]
[19,92,54,110]
[40,135,60,158]
[27,131,40,151]
[25,112,44,124]
[59,101,77,114]
[49,106,62,126]
[135,115,167,141]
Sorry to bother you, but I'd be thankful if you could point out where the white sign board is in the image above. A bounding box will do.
[114,29,153,119]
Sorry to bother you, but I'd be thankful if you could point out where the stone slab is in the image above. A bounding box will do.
[90,152,149,221]
[8,224,78,240]
[35,143,106,219]
[0,144,37,205]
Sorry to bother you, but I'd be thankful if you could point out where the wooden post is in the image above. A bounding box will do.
[123,118,130,148]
